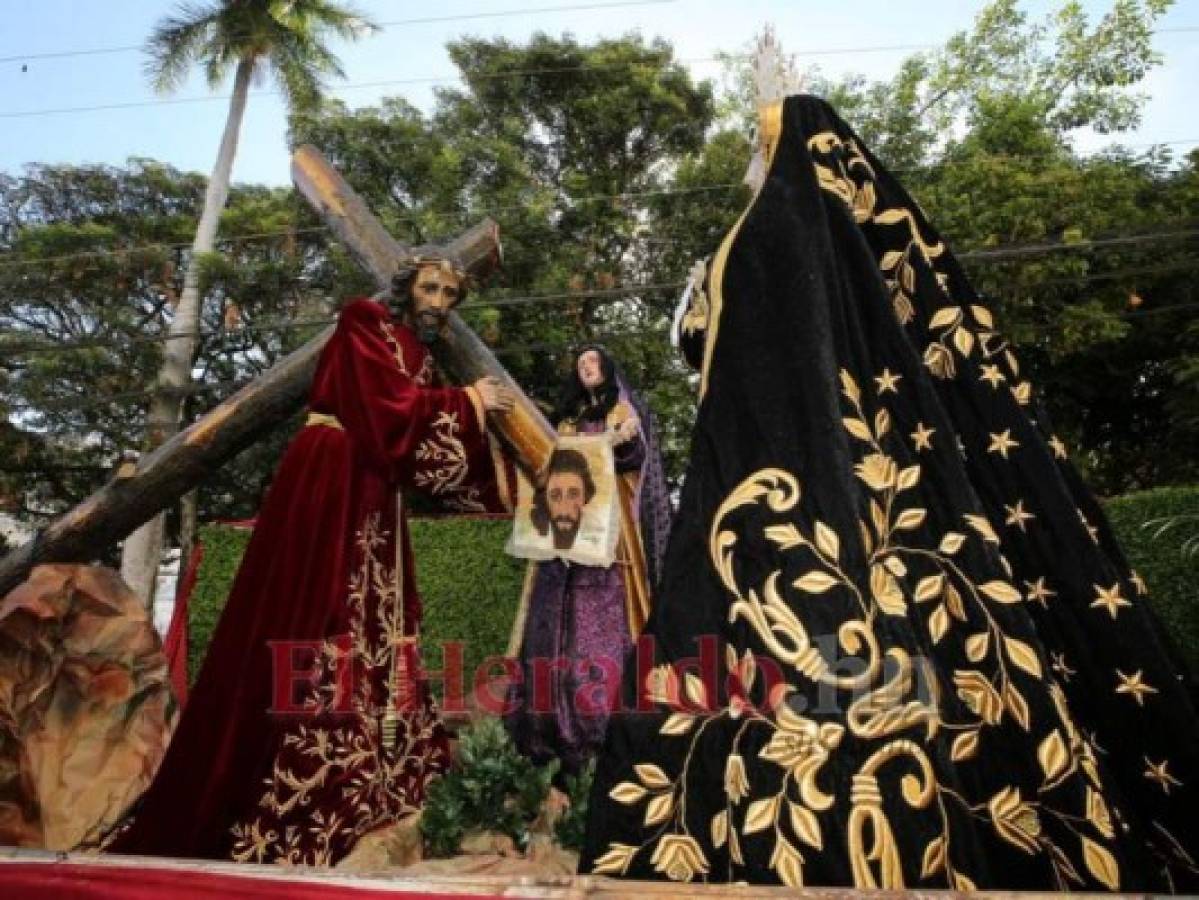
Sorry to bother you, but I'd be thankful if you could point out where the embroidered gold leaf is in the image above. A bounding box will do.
[897,464,921,491]
[660,713,695,736]
[844,417,873,442]
[921,834,947,879]
[954,872,978,891]
[965,632,990,663]
[794,570,840,594]
[883,554,908,578]
[770,835,805,888]
[650,834,709,881]
[744,796,779,835]
[765,523,803,549]
[939,531,966,554]
[729,820,745,865]
[952,728,980,761]
[952,326,975,358]
[881,250,904,270]
[895,508,927,531]
[875,408,891,440]
[929,307,963,330]
[874,208,910,226]
[814,521,840,561]
[929,605,950,643]
[711,809,729,848]
[1082,836,1121,890]
[609,781,647,804]
[871,564,907,616]
[788,801,823,850]
[725,643,738,672]
[1038,730,1069,782]
[859,520,875,555]
[635,764,671,790]
[955,670,1004,725]
[1004,682,1031,731]
[684,673,709,709]
[980,580,1023,604]
[965,513,1000,543]
[870,499,888,539]
[839,369,861,405]
[1086,787,1115,840]
[1004,636,1042,678]
[592,843,637,876]
[644,792,675,826]
[914,574,944,603]
[971,305,995,329]
[945,583,966,621]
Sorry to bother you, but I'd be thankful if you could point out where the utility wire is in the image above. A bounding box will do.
[0,0,677,65]
[4,24,1199,119]
[5,250,1198,359]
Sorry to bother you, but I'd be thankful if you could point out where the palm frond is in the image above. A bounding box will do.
[144,2,223,94]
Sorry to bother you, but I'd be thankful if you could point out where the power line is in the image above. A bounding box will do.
[0,1,677,66]
[5,246,1198,361]
[5,23,1199,119]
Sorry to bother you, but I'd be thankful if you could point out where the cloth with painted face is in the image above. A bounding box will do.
[504,346,673,777]
[582,95,1199,891]
[109,258,514,866]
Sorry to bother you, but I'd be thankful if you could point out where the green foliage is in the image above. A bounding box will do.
[187,519,524,688]
[409,518,526,696]
[145,0,376,109]
[552,759,595,853]
[188,523,253,683]
[1105,484,1199,671]
[419,716,555,858]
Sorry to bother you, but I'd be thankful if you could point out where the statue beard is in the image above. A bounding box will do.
[415,309,446,345]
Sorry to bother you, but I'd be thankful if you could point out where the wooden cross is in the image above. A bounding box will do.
[0,148,554,598]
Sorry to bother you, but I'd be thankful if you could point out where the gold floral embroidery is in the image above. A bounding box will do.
[380,320,434,386]
[230,513,446,865]
[595,368,1127,891]
[414,411,486,513]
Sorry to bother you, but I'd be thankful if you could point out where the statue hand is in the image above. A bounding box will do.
[473,376,515,413]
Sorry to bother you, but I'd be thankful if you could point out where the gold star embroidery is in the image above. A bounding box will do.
[1050,652,1076,681]
[1078,509,1100,544]
[1004,500,1036,532]
[911,422,935,452]
[1091,583,1131,620]
[1129,571,1148,596]
[875,368,902,395]
[987,430,1020,459]
[979,364,1006,388]
[1025,577,1056,607]
[1144,758,1182,794]
[1116,670,1158,706]
[1049,435,1068,459]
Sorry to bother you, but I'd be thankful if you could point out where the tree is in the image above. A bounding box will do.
[122,0,374,605]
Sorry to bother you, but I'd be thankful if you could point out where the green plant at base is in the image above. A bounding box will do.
[419,717,556,858]
[553,759,594,853]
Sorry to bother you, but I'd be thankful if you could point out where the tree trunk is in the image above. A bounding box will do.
[120,56,255,608]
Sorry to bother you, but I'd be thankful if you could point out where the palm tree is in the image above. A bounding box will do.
[121,0,375,605]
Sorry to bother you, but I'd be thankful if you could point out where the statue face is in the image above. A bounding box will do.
[410,263,462,343]
[576,349,605,390]
[546,470,588,549]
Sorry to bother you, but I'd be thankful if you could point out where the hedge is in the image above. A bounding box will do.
[187,519,526,691]
[187,485,1199,686]
[1103,484,1199,672]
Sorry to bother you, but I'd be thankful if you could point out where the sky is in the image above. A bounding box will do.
[0,0,1197,187]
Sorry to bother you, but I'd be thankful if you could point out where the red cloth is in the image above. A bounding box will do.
[163,543,205,710]
[0,862,497,900]
[110,300,511,865]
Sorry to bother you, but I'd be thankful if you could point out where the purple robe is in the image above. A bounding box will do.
[505,415,647,775]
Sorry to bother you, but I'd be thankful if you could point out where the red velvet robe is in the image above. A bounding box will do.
[110,299,512,865]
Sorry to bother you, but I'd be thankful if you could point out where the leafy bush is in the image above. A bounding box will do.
[419,716,555,857]
[1104,484,1199,672]
[553,760,594,852]
[187,518,525,688]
